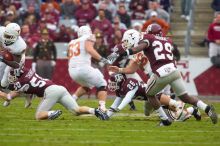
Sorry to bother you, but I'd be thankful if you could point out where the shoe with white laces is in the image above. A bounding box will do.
[95,108,109,120]
[3,100,10,107]
[205,105,218,124]
[48,110,62,120]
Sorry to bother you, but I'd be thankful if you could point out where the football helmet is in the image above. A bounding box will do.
[3,23,21,45]
[108,73,126,92]
[122,29,140,50]
[146,23,162,36]
[77,25,92,37]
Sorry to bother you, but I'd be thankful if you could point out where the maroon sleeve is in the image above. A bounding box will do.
[207,23,215,42]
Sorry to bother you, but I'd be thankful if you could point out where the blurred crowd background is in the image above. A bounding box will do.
[1,0,220,68]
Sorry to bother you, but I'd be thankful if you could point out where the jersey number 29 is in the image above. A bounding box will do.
[153,40,173,61]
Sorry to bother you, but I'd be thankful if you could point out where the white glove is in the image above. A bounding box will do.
[51,60,56,67]
[32,62,36,72]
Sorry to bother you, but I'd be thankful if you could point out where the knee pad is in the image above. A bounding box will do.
[96,86,107,92]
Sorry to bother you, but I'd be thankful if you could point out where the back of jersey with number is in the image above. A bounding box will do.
[68,35,94,67]
[9,68,54,97]
[141,34,175,75]
[116,78,147,100]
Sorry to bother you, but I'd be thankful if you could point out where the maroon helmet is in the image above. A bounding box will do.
[146,23,162,36]
[108,73,126,92]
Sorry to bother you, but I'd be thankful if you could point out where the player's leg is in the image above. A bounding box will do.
[72,86,90,100]
[85,67,108,111]
[170,71,218,124]
[35,85,63,120]
[57,85,108,120]
[126,73,142,110]
[145,74,173,126]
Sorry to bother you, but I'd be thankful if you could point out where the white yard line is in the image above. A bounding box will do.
[1,128,220,133]
[0,139,219,145]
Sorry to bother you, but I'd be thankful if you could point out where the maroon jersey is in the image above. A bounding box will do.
[116,78,147,100]
[140,34,176,76]
[8,68,54,97]
[110,43,130,68]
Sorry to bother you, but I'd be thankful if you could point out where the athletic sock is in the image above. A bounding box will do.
[196,100,207,111]
[156,107,169,120]
[99,100,106,111]
[169,99,178,108]
[186,107,194,114]
[88,108,95,115]
[7,94,12,100]
[48,111,55,117]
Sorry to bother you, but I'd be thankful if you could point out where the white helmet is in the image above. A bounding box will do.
[122,29,140,50]
[77,25,92,37]
[3,23,21,45]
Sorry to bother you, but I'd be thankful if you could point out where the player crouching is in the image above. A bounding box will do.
[106,73,201,122]
[0,66,108,120]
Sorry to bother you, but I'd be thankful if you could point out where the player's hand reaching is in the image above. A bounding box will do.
[108,66,120,73]
[99,57,112,67]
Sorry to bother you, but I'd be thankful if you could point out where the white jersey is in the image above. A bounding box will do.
[68,35,95,68]
[0,26,27,81]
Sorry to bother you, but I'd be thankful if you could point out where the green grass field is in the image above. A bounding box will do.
[0,98,219,146]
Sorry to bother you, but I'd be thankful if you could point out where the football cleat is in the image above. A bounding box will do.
[129,101,136,111]
[192,106,201,121]
[159,118,172,126]
[3,100,10,107]
[205,105,218,124]
[48,110,62,120]
[95,108,109,120]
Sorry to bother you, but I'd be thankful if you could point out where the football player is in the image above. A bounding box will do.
[68,25,110,112]
[0,66,108,120]
[107,23,218,125]
[0,23,32,108]
[108,29,144,111]
[106,73,200,122]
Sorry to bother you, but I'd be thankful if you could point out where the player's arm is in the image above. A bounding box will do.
[85,40,102,61]
[1,50,25,68]
[116,86,138,111]
[107,97,123,117]
[108,60,139,74]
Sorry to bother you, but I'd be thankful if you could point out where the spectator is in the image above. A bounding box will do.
[32,29,57,79]
[131,3,146,20]
[142,11,170,35]
[112,16,127,30]
[21,0,41,13]
[60,0,76,19]
[21,24,39,55]
[90,8,113,44]
[20,4,40,24]
[98,2,113,22]
[117,4,131,28]
[207,14,220,67]
[55,25,71,42]
[180,0,192,21]
[211,0,220,17]
[101,0,117,18]
[129,0,149,11]
[146,0,170,23]
[41,0,61,13]
[5,10,19,24]
[75,0,97,26]
[41,3,60,27]
[160,0,171,12]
